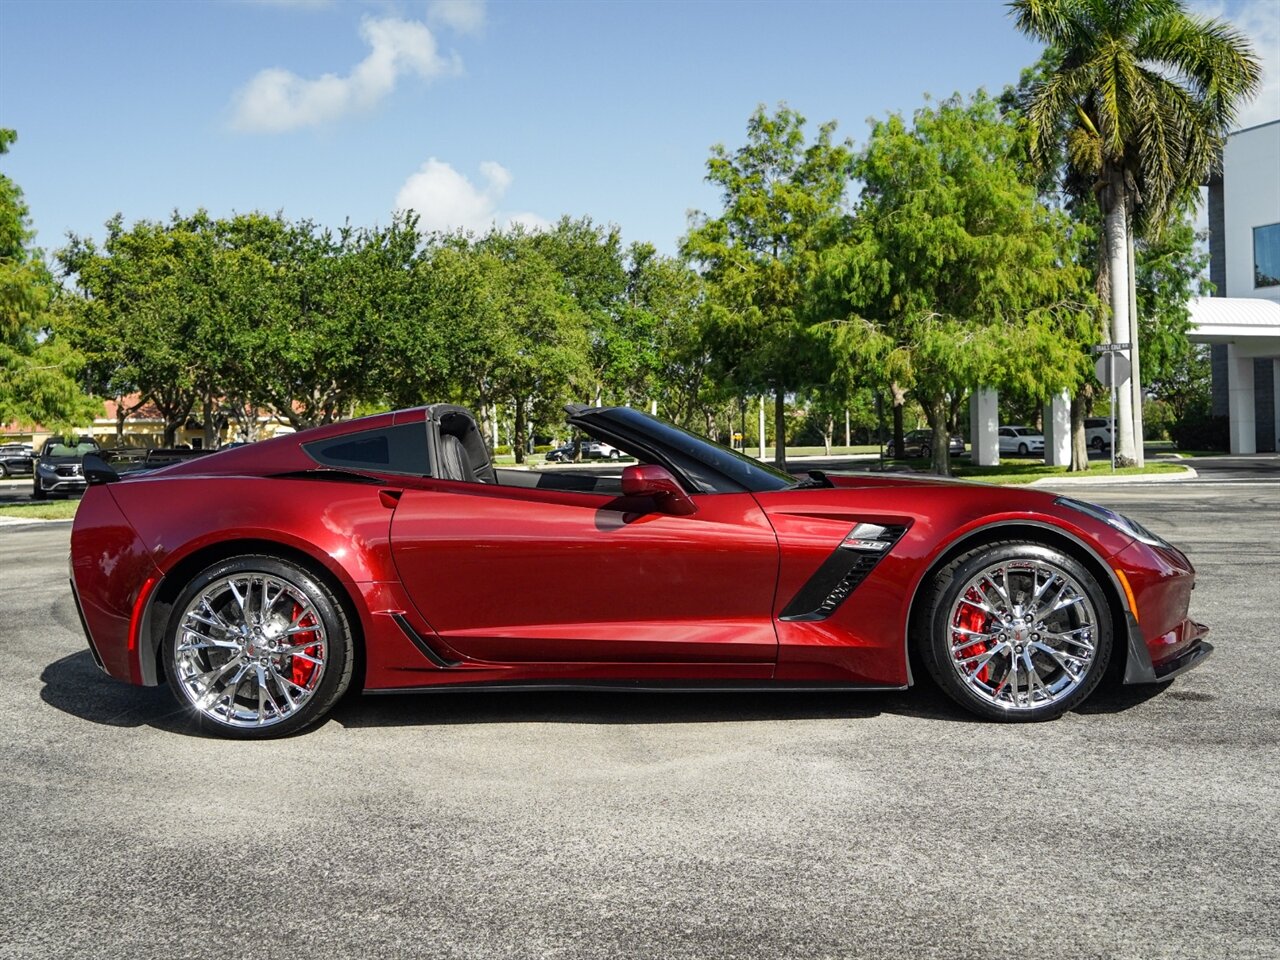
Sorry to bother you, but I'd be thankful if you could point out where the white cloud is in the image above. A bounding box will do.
[427,0,486,36]
[1192,1,1280,129]
[230,16,459,132]
[394,158,548,234]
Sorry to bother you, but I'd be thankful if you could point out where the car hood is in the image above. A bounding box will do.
[38,455,91,465]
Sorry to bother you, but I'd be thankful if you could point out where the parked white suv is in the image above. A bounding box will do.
[1084,417,1112,451]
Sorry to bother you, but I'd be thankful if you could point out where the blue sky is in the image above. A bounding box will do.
[1,0,1276,258]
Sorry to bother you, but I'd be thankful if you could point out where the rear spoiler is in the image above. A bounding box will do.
[83,448,216,484]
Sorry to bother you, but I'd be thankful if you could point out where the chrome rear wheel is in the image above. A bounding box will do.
[165,556,353,737]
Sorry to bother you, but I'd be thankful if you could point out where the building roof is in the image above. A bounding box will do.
[1189,296,1280,355]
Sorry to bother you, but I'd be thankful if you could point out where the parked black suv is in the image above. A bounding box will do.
[0,443,34,478]
[32,436,100,499]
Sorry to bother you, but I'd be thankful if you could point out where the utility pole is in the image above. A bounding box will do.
[758,396,766,460]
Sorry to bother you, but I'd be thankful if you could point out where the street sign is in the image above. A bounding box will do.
[1095,354,1131,387]
[1093,342,1132,354]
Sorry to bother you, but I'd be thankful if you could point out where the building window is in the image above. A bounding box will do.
[1256,223,1280,288]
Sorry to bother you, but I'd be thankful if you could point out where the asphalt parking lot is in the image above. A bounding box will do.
[1,467,1277,959]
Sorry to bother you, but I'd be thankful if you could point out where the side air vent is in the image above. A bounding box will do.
[779,523,908,622]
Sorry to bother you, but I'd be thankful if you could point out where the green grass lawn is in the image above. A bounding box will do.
[0,499,81,521]
[951,461,1188,484]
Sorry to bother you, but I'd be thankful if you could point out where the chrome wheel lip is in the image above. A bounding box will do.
[173,572,328,729]
[945,558,1098,712]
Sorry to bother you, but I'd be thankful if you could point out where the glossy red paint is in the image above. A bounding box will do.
[388,482,778,668]
[1109,539,1201,668]
[68,406,1206,704]
[70,487,162,683]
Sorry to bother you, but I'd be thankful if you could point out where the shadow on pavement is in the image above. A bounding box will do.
[41,648,1176,734]
[40,650,195,734]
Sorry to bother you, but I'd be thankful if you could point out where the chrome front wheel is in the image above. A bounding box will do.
[165,556,353,737]
[922,543,1112,721]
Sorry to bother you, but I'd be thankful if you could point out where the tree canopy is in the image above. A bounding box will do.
[0,129,100,429]
[683,103,855,467]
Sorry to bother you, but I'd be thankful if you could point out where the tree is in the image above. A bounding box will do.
[58,214,209,444]
[821,92,1093,475]
[622,243,707,423]
[447,230,589,461]
[683,104,855,468]
[0,130,98,429]
[1011,0,1262,465]
[1135,209,1212,424]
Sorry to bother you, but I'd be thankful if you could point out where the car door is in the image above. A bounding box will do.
[998,428,1013,453]
[388,481,780,668]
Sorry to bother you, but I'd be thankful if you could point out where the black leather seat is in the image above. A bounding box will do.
[438,433,476,482]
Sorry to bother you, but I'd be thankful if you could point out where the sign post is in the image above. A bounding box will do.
[1093,343,1131,473]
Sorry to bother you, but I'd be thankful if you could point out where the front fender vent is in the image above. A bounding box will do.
[780,523,908,622]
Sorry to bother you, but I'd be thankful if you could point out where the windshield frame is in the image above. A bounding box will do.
[571,407,798,494]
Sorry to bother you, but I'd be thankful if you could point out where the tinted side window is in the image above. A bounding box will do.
[304,424,428,476]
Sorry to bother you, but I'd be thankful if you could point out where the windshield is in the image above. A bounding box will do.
[581,408,797,492]
[45,441,98,457]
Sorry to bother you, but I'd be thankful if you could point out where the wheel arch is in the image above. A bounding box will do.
[903,519,1145,687]
[138,537,366,690]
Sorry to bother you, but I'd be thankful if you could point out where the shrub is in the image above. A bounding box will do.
[1169,407,1229,451]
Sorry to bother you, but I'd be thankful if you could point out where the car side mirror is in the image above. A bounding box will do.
[620,464,697,516]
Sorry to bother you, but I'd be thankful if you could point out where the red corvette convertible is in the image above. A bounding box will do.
[69,403,1210,738]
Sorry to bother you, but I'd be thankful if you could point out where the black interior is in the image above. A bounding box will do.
[429,405,496,484]
[425,403,629,495]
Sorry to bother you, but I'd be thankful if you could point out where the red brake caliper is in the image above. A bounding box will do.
[288,602,320,687]
[955,591,991,684]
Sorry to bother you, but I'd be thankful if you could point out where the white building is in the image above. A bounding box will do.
[1196,119,1280,454]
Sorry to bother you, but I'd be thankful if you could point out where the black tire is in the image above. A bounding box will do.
[886,443,896,458]
[917,541,1112,722]
[920,443,931,459]
[163,555,355,739]
[0,463,8,479]
[1017,442,1029,456]
[609,449,620,460]
[1090,437,1103,451]
[31,480,46,500]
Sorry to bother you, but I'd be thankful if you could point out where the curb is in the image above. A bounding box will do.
[1028,466,1198,486]
[0,516,73,527]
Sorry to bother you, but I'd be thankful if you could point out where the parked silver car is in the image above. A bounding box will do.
[998,425,1045,456]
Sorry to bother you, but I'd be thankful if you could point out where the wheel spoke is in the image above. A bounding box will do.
[959,642,1006,675]
[1051,594,1085,614]
[198,597,234,629]
[268,665,299,713]
[950,626,995,646]
[960,595,1000,617]
[1028,567,1057,612]
[1031,642,1088,677]
[983,569,1013,609]
[176,631,239,653]
[260,578,284,621]
[1024,650,1048,702]
[226,578,251,619]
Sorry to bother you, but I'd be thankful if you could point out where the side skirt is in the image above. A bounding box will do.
[366,680,908,695]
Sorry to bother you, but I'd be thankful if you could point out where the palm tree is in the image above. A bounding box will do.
[1010,0,1261,465]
